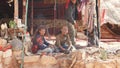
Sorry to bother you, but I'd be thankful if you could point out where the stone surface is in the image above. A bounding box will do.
[24,62,59,68]
[85,62,95,68]
[24,55,40,63]
[3,49,12,58]
[0,41,119,68]
[116,59,120,68]
[3,57,12,65]
[95,60,116,68]
[40,55,57,65]
[0,38,7,47]
[73,61,85,68]
[0,51,3,62]
[0,63,3,68]
[13,50,22,58]
[58,58,72,68]
[70,51,82,60]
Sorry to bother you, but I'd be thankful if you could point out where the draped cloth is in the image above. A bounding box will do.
[65,0,70,9]
[77,0,89,12]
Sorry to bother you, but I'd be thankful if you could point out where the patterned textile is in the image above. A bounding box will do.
[32,35,50,53]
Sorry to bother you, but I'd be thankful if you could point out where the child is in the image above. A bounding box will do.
[32,26,53,54]
[55,26,74,53]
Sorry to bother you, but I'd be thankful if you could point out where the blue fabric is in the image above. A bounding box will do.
[58,44,69,52]
[62,44,69,49]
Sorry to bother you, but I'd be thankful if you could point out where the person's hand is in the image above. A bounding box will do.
[74,20,76,24]
[61,48,66,51]
[74,21,78,28]
[64,50,70,54]
[49,44,54,48]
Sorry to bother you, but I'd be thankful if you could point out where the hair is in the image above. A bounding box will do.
[33,25,46,38]
[56,25,68,35]
[61,25,68,29]
[38,26,46,31]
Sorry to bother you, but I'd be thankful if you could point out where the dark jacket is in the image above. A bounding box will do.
[33,35,49,50]
[65,2,76,24]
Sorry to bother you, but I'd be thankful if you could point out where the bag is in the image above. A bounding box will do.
[10,38,23,51]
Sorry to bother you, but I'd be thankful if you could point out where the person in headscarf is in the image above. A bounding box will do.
[32,26,54,54]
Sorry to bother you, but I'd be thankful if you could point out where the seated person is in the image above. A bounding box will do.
[55,26,73,53]
[32,26,54,54]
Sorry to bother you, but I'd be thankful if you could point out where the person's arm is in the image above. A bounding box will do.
[66,35,74,51]
[65,6,75,24]
[43,37,50,46]
[56,36,65,51]
[67,35,72,47]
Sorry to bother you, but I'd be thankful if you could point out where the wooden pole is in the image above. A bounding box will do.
[20,0,29,68]
[30,0,33,35]
[98,0,100,24]
[22,0,26,23]
[14,0,19,23]
[96,0,100,38]
[53,0,56,35]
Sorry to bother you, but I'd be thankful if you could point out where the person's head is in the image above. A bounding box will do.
[61,25,69,35]
[38,26,46,36]
[71,0,77,4]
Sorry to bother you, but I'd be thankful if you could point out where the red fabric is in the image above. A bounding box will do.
[65,0,70,9]
[37,37,43,45]
[78,12,82,20]
[3,45,12,52]
[32,45,38,54]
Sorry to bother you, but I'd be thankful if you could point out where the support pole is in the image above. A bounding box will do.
[22,0,26,23]
[30,0,34,35]
[96,0,100,46]
[53,0,57,35]
[14,0,19,23]
[20,0,29,68]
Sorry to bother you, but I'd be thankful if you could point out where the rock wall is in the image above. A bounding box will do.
[0,49,19,68]
[23,47,120,68]
[0,43,120,68]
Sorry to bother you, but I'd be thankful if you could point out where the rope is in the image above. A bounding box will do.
[20,0,29,68]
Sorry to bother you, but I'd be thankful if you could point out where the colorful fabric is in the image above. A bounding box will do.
[32,35,50,53]
[65,0,70,9]
[32,45,38,54]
